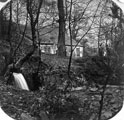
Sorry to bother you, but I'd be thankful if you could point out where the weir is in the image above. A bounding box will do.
[0,0,29,119]
[13,72,29,91]
[0,73,29,120]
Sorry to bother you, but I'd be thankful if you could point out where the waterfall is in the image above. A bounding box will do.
[0,72,29,120]
[13,72,29,91]
[0,107,15,120]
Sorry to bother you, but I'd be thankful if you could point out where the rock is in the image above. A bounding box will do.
[39,110,49,120]
[20,113,35,120]
[103,111,112,118]
[71,87,83,91]
[89,113,96,120]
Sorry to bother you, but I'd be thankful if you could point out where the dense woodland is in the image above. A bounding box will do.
[0,0,124,120]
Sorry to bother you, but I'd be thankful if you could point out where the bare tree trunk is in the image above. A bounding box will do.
[0,10,4,39]
[4,0,43,75]
[14,0,43,69]
[1,1,13,75]
[68,0,73,76]
[57,0,66,57]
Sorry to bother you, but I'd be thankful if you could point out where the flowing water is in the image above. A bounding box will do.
[13,73,29,91]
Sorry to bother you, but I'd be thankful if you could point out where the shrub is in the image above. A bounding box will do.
[42,67,83,117]
[74,55,121,85]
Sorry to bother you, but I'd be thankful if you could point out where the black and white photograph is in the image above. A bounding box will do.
[0,0,124,120]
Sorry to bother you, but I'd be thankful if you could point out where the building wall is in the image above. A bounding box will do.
[40,44,57,54]
[40,44,83,58]
[66,46,83,58]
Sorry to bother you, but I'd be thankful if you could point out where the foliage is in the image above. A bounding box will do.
[0,0,124,120]
[38,66,83,117]
[0,74,123,120]
[74,54,121,85]
[21,56,49,90]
